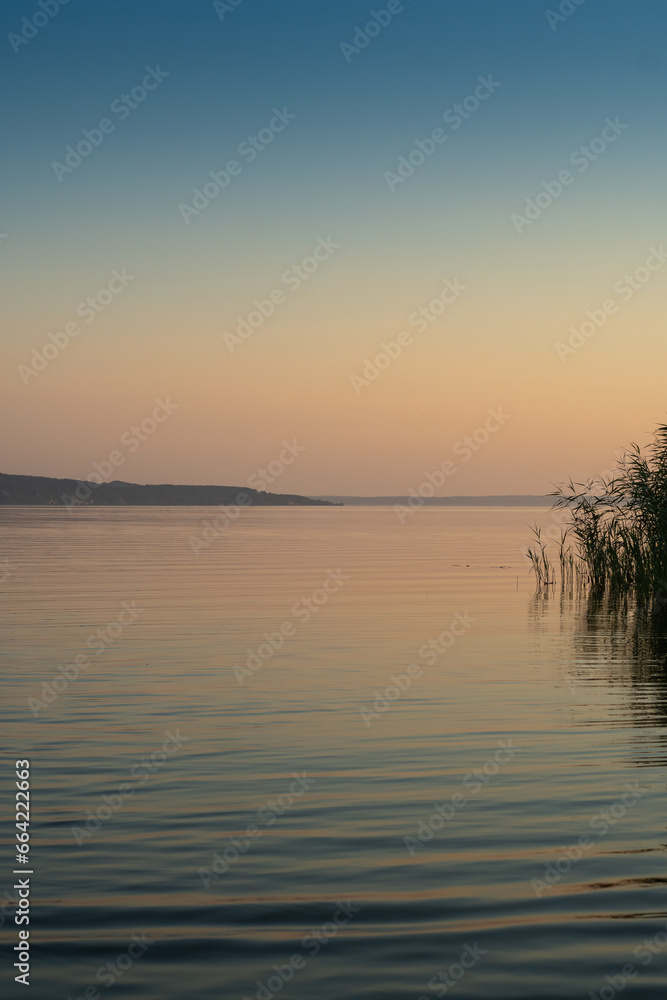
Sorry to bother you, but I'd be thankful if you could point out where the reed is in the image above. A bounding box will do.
[527,423,667,601]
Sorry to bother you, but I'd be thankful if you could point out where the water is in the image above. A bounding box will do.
[1,506,667,1000]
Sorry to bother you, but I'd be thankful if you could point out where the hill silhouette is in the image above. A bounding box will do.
[0,473,337,507]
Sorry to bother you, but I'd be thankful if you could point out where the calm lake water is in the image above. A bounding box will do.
[2,506,667,1000]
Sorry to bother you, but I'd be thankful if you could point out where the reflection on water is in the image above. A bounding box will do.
[1,506,667,999]
[533,588,667,758]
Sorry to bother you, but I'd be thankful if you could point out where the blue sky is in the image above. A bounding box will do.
[2,0,666,492]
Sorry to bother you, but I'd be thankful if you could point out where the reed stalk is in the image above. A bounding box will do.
[527,423,667,603]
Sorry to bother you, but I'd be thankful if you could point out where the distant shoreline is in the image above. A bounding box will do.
[315,495,552,507]
[0,473,336,508]
[0,474,553,508]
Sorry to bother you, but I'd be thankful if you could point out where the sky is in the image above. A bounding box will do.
[2,0,666,496]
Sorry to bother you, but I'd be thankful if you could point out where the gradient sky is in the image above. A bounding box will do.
[2,0,666,495]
